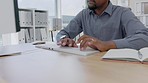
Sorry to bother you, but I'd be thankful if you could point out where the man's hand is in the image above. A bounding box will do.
[77,35,117,52]
[57,38,78,47]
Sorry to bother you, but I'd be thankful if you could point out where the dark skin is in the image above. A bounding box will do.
[57,0,116,52]
[87,0,109,15]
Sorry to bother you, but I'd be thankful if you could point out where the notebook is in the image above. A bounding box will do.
[102,48,148,62]
[0,45,21,56]
[35,42,99,56]
[0,43,37,57]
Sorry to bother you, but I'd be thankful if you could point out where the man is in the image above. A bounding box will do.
[56,0,148,52]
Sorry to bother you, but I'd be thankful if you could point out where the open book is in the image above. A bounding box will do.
[102,48,148,62]
[35,42,99,56]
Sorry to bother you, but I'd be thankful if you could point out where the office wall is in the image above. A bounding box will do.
[0,0,16,35]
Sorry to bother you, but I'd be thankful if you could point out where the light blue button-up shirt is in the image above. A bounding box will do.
[56,2,148,50]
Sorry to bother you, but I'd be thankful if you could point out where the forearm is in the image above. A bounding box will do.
[113,33,148,50]
[120,8,148,49]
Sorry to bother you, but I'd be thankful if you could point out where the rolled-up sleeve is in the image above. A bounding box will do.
[113,9,148,50]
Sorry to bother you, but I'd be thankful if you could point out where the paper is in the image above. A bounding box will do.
[0,45,21,56]
[0,43,37,57]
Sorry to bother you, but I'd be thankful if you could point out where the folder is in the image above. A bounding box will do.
[19,11,32,27]
[26,11,32,26]
[19,11,26,27]
[25,29,31,43]
[42,12,48,26]
[18,29,25,44]
[35,12,40,26]
[40,28,48,41]
[29,28,34,42]
[35,12,48,27]
[35,28,41,41]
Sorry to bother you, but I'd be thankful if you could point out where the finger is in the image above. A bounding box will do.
[82,42,89,51]
[73,42,78,48]
[88,39,101,50]
[68,39,78,47]
[88,41,97,49]
[80,38,90,50]
[80,37,91,47]
[77,35,88,43]
[61,38,68,46]
[68,39,73,47]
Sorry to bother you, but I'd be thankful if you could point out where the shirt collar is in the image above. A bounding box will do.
[104,1,113,16]
[89,1,113,16]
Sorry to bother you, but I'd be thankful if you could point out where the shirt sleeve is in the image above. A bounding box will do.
[113,8,148,50]
[56,10,84,42]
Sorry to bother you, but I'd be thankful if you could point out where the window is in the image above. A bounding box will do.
[18,0,86,23]
[18,0,55,16]
[61,0,86,27]
[61,0,86,16]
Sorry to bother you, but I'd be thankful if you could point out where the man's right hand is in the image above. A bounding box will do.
[57,38,78,47]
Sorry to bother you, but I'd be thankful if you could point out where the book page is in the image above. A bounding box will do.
[139,47,148,61]
[35,42,99,56]
[102,49,140,61]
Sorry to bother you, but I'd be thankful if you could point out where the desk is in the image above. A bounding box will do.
[0,44,148,83]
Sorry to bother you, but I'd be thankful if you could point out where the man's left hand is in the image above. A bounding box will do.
[77,35,116,52]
